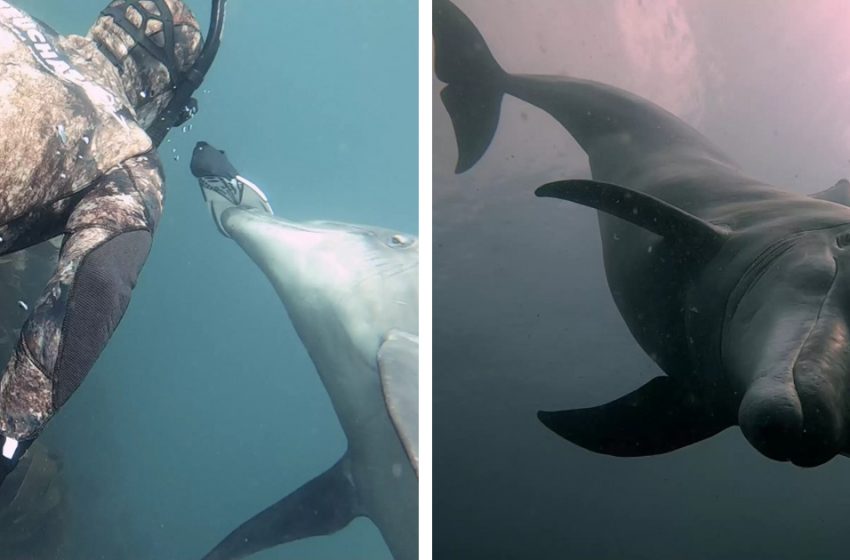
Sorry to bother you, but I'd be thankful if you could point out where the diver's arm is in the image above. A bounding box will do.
[0,151,164,446]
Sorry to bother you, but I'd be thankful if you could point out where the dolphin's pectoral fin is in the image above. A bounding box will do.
[810,178,850,207]
[536,180,729,252]
[378,330,419,475]
[537,376,733,456]
[441,85,504,174]
[200,455,360,560]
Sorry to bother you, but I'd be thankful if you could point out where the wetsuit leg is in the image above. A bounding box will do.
[0,152,163,482]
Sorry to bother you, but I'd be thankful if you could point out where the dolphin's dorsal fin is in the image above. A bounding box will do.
[536,179,729,251]
[810,178,850,207]
[378,330,419,475]
[199,455,360,560]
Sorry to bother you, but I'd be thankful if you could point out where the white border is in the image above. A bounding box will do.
[419,1,434,558]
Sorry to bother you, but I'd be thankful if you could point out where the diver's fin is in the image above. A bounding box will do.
[433,0,507,173]
[235,175,273,215]
[199,176,273,238]
[191,141,274,238]
[536,180,729,252]
[538,376,733,456]
[810,178,850,207]
[200,455,360,560]
[378,330,419,475]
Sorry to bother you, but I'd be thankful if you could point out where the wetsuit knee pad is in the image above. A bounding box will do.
[52,230,152,408]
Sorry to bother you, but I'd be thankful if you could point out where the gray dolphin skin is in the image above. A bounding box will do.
[435,0,850,468]
[192,144,418,559]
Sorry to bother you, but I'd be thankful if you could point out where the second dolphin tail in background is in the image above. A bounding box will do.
[433,0,508,173]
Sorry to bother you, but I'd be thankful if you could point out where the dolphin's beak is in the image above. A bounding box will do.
[738,292,850,467]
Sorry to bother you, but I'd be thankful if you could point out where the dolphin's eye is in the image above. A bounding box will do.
[388,234,411,248]
[837,232,850,248]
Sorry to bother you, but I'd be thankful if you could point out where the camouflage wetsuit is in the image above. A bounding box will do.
[0,1,198,446]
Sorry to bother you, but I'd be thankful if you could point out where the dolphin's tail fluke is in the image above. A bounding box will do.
[433,0,507,173]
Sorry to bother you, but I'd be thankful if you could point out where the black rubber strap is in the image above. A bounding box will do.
[100,0,181,84]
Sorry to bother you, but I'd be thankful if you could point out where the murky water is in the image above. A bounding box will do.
[2,1,418,558]
[434,1,850,558]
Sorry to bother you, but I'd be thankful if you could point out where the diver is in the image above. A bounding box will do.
[0,0,226,488]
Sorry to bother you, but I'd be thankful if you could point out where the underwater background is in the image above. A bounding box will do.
[434,1,850,559]
[11,0,418,558]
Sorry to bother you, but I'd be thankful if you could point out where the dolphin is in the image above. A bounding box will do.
[434,0,850,467]
[191,142,419,559]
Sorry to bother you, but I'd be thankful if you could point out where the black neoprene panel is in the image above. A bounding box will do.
[51,230,151,408]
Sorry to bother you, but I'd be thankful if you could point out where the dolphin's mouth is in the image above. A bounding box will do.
[296,221,372,234]
[249,215,375,236]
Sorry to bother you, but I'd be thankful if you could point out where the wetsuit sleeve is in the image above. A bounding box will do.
[0,151,164,441]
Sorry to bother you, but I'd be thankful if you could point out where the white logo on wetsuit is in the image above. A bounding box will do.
[0,1,129,129]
